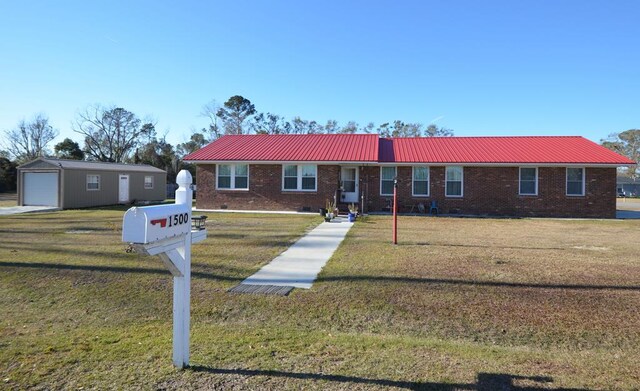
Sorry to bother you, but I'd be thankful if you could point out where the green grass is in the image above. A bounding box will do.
[1,211,639,390]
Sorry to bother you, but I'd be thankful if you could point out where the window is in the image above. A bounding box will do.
[566,167,585,196]
[86,175,100,191]
[380,166,396,195]
[217,164,249,190]
[282,164,317,191]
[519,167,538,195]
[412,166,429,196]
[445,166,463,197]
[144,175,154,189]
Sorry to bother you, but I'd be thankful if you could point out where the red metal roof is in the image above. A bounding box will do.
[185,134,635,165]
[380,136,635,165]
[184,134,379,162]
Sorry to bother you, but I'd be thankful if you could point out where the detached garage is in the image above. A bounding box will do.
[17,158,166,209]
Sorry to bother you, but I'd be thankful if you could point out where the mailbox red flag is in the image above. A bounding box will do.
[151,218,167,228]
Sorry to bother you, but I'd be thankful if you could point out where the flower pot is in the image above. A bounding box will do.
[319,208,327,217]
[348,212,356,222]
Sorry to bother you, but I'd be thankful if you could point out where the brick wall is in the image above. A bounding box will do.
[197,164,617,218]
[361,166,616,218]
[196,164,340,212]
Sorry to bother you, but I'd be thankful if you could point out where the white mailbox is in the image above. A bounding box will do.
[121,170,205,369]
[122,203,191,244]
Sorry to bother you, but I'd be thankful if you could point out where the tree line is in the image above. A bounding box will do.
[0,95,455,190]
[1,95,638,191]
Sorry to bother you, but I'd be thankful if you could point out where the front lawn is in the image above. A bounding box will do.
[1,211,639,390]
[0,192,17,207]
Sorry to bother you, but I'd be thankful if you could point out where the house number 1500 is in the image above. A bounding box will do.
[167,213,189,227]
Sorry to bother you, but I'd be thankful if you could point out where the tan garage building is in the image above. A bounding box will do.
[17,158,166,209]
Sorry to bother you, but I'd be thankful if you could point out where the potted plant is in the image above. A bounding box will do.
[348,203,358,222]
[325,199,336,222]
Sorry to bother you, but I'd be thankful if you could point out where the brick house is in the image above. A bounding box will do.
[184,134,635,218]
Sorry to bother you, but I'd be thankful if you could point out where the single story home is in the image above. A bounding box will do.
[184,134,635,218]
[617,176,640,197]
[17,157,166,209]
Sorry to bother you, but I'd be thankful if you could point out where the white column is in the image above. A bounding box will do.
[173,170,193,368]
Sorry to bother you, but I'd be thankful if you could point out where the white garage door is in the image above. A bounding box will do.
[24,172,59,206]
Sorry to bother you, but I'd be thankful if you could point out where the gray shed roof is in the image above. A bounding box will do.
[18,157,166,173]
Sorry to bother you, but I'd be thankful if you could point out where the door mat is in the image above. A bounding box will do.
[228,284,294,296]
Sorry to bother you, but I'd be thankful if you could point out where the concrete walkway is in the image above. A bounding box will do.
[0,206,60,216]
[241,216,354,289]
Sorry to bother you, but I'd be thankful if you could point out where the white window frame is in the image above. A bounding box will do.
[380,166,397,196]
[412,166,430,197]
[566,167,585,196]
[281,164,317,192]
[445,166,464,197]
[518,167,538,196]
[216,164,249,190]
[144,175,154,189]
[86,174,100,191]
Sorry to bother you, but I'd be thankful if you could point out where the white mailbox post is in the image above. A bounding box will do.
[122,170,206,368]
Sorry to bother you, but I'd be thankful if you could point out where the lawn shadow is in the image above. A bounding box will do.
[407,242,566,251]
[0,261,244,282]
[316,274,640,291]
[188,367,592,390]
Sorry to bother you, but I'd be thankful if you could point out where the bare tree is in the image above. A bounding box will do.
[73,104,149,162]
[200,100,223,139]
[425,124,454,137]
[602,129,640,179]
[3,113,59,162]
[250,113,292,134]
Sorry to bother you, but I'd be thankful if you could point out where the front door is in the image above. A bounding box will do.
[340,167,358,203]
[119,174,130,203]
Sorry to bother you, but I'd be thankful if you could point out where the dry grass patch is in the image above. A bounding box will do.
[0,192,17,207]
[1,211,639,390]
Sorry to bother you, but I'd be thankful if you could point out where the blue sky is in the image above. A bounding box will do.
[0,0,638,147]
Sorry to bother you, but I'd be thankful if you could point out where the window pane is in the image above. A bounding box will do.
[218,176,231,188]
[342,169,355,181]
[381,167,395,180]
[235,164,248,176]
[446,181,462,196]
[218,165,231,176]
[343,180,356,192]
[520,168,536,181]
[87,175,99,190]
[446,166,462,181]
[284,177,297,189]
[301,165,316,177]
[284,165,297,177]
[520,181,535,194]
[413,166,428,180]
[235,176,248,189]
[567,182,583,195]
[413,181,428,195]
[381,180,394,195]
[301,177,315,190]
[567,168,583,181]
